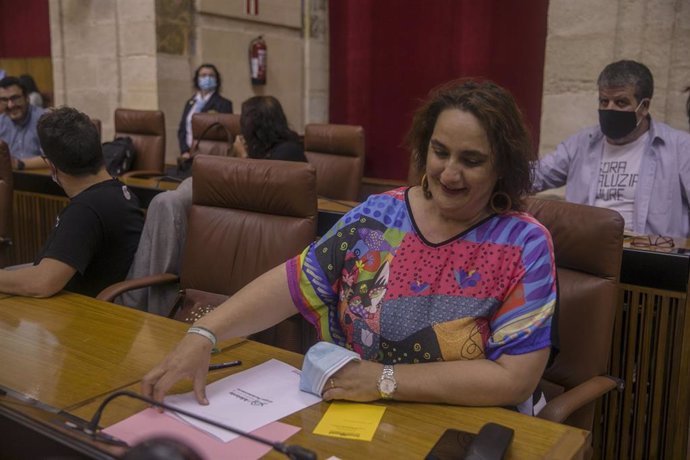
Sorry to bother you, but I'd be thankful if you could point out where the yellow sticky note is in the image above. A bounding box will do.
[313,402,386,441]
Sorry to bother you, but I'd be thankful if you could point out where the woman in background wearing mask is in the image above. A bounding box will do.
[177,64,233,164]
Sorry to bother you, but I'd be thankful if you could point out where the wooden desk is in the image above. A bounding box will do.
[1,293,589,459]
[70,340,589,460]
[0,292,241,409]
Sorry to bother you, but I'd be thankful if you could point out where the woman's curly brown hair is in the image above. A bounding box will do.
[405,78,536,211]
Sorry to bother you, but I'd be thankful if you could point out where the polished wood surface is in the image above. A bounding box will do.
[0,292,241,409]
[120,175,180,191]
[1,292,589,459]
[315,197,358,213]
[71,340,590,460]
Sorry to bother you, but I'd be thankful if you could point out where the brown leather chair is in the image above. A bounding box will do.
[114,108,166,177]
[190,112,241,157]
[91,118,102,142]
[304,123,365,201]
[526,197,625,433]
[0,141,12,267]
[98,155,318,353]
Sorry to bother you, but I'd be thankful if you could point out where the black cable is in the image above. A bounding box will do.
[86,390,316,460]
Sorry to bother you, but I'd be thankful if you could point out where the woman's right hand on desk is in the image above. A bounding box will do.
[141,333,213,405]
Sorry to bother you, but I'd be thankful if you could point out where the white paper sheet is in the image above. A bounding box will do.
[165,359,322,442]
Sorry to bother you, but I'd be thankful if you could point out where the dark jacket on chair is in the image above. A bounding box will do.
[177,92,233,154]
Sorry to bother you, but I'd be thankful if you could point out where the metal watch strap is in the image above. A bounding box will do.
[382,365,394,380]
[378,364,397,399]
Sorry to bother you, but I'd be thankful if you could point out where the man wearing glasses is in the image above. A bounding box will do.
[532,60,690,238]
[0,76,46,170]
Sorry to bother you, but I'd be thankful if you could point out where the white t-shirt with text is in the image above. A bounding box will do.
[594,132,649,232]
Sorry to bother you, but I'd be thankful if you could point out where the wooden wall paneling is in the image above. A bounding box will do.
[0,57,53,99]
[648,295,671,457]
[594,285,688,459]
[11,191,68,266]
[669,284,690,459]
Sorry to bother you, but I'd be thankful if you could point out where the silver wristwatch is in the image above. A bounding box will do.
[377,364,397,399]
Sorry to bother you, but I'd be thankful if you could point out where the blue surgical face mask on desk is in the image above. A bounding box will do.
[300,341,361,396]
[198,76,217,92]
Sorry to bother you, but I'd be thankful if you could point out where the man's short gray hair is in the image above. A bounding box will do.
[597,60,654,102]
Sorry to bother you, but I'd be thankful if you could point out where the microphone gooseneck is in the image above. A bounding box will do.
[87,390,317,460]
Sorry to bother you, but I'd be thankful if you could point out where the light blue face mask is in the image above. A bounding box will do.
[198,75,217,92]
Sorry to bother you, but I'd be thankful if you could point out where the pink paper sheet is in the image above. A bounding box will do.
[104,408,301,459]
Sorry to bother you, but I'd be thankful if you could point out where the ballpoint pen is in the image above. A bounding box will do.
[208,360,242,371]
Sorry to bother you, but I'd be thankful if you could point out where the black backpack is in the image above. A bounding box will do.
[102,136,136,176]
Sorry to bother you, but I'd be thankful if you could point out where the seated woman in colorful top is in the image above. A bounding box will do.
[142,79,557,414]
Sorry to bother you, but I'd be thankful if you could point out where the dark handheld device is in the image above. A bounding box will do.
[425,423,514,460]
[425,428,475,460]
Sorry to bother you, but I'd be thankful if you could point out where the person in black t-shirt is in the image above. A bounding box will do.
[0,107,144,297]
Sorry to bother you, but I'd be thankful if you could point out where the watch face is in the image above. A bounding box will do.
[379,378,396,394]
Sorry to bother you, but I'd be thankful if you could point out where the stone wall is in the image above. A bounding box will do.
[51,1,686,170]
[49,0,330,164]
[50,0,158,142]
[192,0,305,148]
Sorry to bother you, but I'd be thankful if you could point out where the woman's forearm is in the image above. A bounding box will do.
[194,262,297,341]
[327,348,550,407]
[391,348,549,406]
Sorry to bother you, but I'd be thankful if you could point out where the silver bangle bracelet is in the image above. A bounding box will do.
[187,326,217,347]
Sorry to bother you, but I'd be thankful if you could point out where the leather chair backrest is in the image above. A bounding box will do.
[0,141,13,267]
[181,155,318,352]
[304,123,364,201]
[91,118,102,142]
[526,197,624,429]
[181,155,317,296]
[191,113,240,157]
[114,108,166,173]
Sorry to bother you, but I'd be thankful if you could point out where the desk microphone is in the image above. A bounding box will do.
[82,390,317,460]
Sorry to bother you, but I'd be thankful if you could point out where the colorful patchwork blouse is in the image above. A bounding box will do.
[286,188,556,365]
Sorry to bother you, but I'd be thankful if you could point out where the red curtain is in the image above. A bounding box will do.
[329,0,549,180]
[0,0,51,57]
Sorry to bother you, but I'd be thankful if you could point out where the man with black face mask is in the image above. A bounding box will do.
[532,60,690,238]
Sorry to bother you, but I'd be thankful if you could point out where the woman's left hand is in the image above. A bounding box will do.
[321,360,383,402]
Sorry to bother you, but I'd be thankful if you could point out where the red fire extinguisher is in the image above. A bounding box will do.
[249,35,267,85]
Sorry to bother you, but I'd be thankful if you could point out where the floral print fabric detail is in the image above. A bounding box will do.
[286,187,556,365]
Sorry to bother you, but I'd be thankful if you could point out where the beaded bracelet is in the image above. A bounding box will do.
[187,326,217,347]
